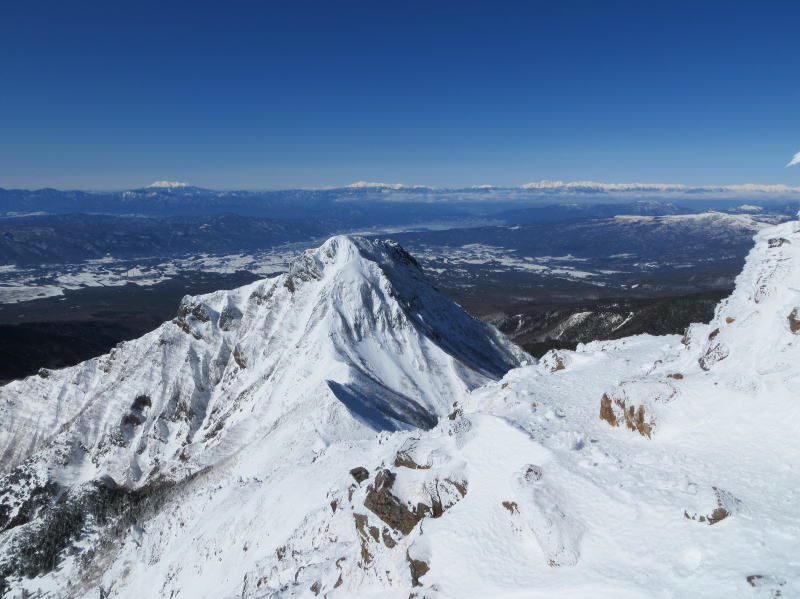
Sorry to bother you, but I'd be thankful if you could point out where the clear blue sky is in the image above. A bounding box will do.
[1,0,798,190]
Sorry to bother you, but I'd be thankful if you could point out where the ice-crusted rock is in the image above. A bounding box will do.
[682,219,800,375]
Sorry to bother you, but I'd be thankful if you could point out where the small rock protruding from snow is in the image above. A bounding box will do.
[788,307,800,333]
[349,467,370,484]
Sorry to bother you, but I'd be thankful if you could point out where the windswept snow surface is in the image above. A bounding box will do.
[1,224,800,598]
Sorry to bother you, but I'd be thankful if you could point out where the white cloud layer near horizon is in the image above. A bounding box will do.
[787,152,800,167]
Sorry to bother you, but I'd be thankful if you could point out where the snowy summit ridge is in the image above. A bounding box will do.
[1,225,800,598]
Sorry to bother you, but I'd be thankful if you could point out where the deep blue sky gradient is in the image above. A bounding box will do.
[1,0,798,189]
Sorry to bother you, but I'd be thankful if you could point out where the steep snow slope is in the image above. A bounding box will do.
[1,222,799,598]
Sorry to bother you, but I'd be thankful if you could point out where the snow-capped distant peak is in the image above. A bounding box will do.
[520,180,688,191]
[518,179,800,194]
[345,181,407,189]
[145,180,191,188]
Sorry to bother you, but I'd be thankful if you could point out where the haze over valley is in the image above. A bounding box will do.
[1,183,797,382]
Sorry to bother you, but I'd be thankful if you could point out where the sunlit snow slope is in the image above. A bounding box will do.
[1,222,799,598]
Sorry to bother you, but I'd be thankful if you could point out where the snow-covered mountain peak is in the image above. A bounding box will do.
[287,235,421,284]
[0,231,526,486]
[279,235,525,381]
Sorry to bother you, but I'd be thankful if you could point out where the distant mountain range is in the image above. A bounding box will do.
[1,184,798,268]
[2,184,799,221]
[0,205,790,270]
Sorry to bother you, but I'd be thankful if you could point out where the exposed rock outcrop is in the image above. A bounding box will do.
[350,467,370,484]
[362,469,466,535]
[407,553,430,587]
[789,308,800,333]
[599,392,654,437]
[684,487,740,525]
[363,470,425,535]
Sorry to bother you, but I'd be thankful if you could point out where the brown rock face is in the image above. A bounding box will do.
[407,553,430,587]
[381,527,397,548]
[684,507,729,525]
[363,470,426,535]
[599,393,653,437]
[789,308,800,333]
[353,513,374,564]
[362,469,467,536]
[350,467,370,484]
[599,394,617,427]
[684,486,739,525]
[625,405,652,437]
[746,573,786,594]
[707,507,730,524]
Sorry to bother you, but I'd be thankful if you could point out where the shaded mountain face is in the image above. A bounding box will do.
[492,289,730,357]
[1,223,799,598]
